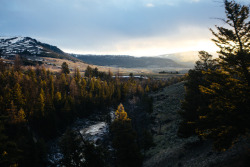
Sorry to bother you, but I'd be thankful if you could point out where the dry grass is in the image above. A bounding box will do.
[2,57,186,78]
[143,82,250,167]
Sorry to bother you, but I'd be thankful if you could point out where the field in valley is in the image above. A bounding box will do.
[2,56,188,78]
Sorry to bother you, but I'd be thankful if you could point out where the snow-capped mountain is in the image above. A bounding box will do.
[0,36,75,60]
[1,37,45,55]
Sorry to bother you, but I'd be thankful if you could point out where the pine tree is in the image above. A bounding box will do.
[60,130,85,167]
[111,104,142,167]
[60,130,106,167]
[38,88,45,117]
[14,55,21,72]
[15,108,26,124]
[145,85,150,93]
[74,68,81,83]
[59,73,68,94]
[7,101,18,124]
[0,118,19,167]
[85,65,92,77]
[195,0,250,151]
[115,104,130,121]
[178,51,216,138]
[210,0,250,85]
[69,78,78,99]
[12,83,25,110]
[61,62,70,74]
[49,75,54,100]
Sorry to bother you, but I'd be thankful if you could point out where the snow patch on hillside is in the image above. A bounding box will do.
[0,36,44,56]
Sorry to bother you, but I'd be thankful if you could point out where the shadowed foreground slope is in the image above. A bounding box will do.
[144,82,250,167]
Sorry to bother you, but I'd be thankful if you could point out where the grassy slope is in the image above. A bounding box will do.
[144,82,250,167]
[24,57,185,77]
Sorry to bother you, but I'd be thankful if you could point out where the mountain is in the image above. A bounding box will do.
[72,54,184,68]
[0,36,192,69]
[0,36,77,61]
[157,51,199,67]
[158,51,218,67]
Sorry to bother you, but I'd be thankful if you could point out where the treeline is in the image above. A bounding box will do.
[159,71,179,74]
[0,59,183,166]
[178,0,250,152]
[74,55,181,68]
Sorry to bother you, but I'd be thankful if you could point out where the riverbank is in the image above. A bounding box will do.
[47,109,114,166]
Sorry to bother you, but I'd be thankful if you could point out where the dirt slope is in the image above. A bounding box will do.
[143,82,250,167]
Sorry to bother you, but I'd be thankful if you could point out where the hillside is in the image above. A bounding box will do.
[158,51,198,67]
[144,82,250,167]
[157,51,219,68]
[0,37,186,76]
[0,37,189,73]
[0,36,78,61]
[72,54,184,69]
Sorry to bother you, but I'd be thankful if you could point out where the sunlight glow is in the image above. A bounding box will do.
[63,39,219,60]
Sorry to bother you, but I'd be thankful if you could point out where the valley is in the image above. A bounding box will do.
[0,36,192,76]
[1,32,249,167]
[1,0,249,166]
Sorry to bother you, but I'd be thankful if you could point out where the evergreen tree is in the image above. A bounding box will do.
[14,55,22,72]
[69,78,78,99]
[49,75,54,100]
[12,83,25,110]
[60,130,85,167]
[178,51,216,138]
[74,68,81,83]
[110,104,142,167]
[37,88,45,117]
[60,130,106,167]
[85,65,92,77]
[61,62,70,74]
[115,104,130,121]
[83,141,106,167]
[0,118,19,167]
[210,0,250,85]
[199,0,250,151]
[179,0,250,151]
[15,108,26,124]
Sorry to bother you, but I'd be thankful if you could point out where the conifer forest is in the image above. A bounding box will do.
[0,0,249,166]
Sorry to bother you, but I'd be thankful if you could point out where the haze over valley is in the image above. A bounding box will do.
[0,36,193,74]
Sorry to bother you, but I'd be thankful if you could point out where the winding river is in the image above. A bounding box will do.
[47,110,115,166]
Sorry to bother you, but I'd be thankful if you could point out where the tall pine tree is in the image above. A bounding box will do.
[110,104,142,167]
[194,0,249,151]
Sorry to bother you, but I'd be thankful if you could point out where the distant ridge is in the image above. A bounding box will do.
[0,36,193,69]
[72,54,184,68]
[158,51,218,67]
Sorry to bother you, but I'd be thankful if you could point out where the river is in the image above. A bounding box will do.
[47,110,115,166]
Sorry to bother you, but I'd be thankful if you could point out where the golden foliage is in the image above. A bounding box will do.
[115,103,130,121]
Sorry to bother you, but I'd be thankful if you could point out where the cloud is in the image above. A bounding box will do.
[1,0,224,56]
[190,0,200,2]
[146,3,154,7]
[59,24,218,57]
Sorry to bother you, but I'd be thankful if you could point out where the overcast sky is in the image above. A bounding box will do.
[0,0,249,56]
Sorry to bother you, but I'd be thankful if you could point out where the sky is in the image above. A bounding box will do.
[0,0,249,57]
